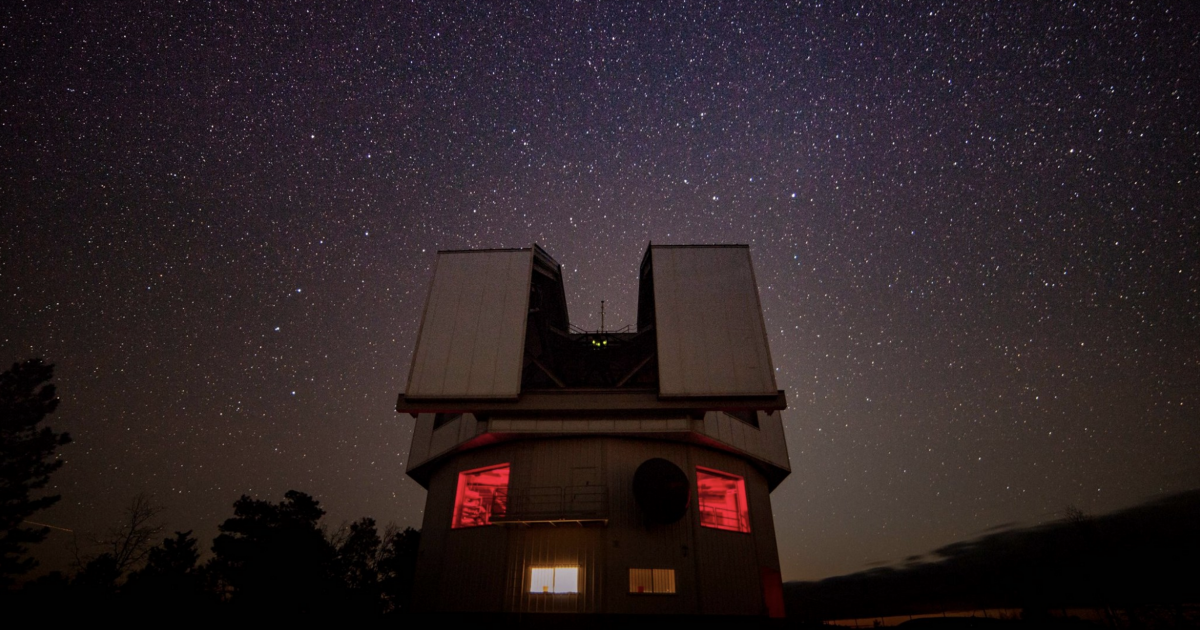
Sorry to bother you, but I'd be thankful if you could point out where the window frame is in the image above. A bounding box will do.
[529,566,580,594]
[695,466,751,533]
[629,568,676,594]
[450,463,510,529]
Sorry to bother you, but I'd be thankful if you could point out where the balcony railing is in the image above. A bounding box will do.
[698,505,749,532]
[490,485,608,525]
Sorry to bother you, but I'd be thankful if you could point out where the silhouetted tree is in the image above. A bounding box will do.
[125,530,209,611]
[335,517,384,612]
[6,481,420,620]
[0,359,70,585]
[378,526,420,613]
[209,490,339,615]
[337,517,381,591]
[140,530,201,577]
[70,492,163,587]
[100,492,163,575]
[1062,504,1087,527]
[73,553,120,591]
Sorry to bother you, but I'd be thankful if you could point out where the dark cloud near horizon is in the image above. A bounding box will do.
[785,488,1200,619]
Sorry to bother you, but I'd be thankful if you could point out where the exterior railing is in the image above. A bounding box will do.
[491,485,608,524]
[698,505,748,531]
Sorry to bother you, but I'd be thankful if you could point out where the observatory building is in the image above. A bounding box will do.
[397,244,791,617]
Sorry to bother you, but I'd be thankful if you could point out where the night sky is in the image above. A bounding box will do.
[2,2,1198,582]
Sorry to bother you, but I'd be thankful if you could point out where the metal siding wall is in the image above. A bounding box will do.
[411,489,441,611]
[696,411,791,475]
[412,413,790,493]
[439,255,479,394]
[407,413,487,474]
[759,411,791,472]
[746,461,783,577]
[405,413,434,476]
[653,249,705,394]
[406,250,532,398]
[411,437,783,616]
[505,438,606,613]
[414,448,514,612]
[457,412,481,443]
[603,438,699,615]
[689,449,770,615]
[651,247,778,397]
[406,255,446,399]
[427,417,461,460]
[507,528,603,613]
[490,416,695,434]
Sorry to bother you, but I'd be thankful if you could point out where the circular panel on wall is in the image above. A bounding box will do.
[632,458,691,524]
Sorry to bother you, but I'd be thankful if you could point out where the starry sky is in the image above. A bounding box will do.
[2,2,1197,582]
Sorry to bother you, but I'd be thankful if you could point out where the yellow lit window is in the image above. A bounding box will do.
[629,568,676,594]
[529,566,579,594]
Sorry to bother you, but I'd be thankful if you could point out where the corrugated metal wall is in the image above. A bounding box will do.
[758,411,791,471]
[506,527,604,613]
[412,444,512,613]
[407,411,789,485]
[405,249,533,399]
[407,413,434,469]
[411,437,782,615]
[649,246,778,397]
[602,438,701,615]
[689,446,777,615]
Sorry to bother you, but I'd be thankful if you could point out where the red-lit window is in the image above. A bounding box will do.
[451,463,509,528]
[696,467,750,533]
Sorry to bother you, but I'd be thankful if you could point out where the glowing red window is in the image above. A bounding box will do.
[451,463,509,528]
[696,467,750,533]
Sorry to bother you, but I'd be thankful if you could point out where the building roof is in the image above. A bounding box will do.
[401,243,780,402]
[399,244,791,488]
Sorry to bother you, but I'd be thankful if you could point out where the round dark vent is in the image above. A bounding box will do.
[632,458,690,524]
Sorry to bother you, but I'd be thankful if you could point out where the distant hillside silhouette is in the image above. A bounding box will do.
[785,490,1200,621]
